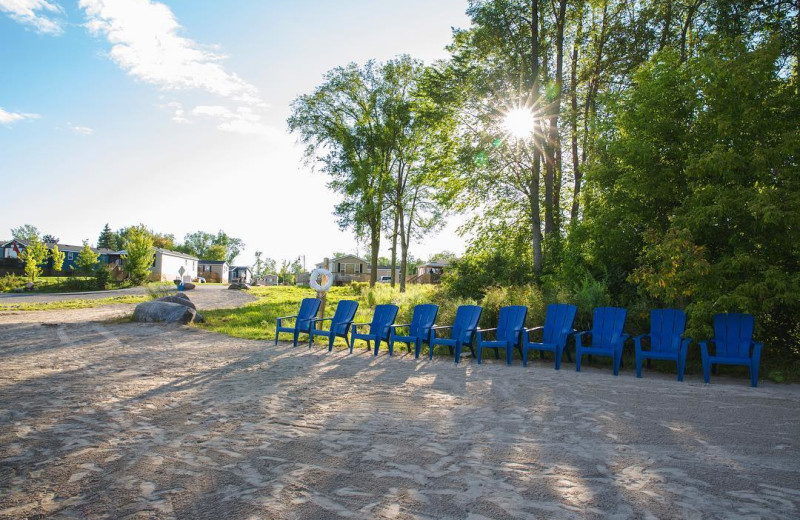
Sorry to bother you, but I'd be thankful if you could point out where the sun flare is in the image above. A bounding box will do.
[503,107,535,139]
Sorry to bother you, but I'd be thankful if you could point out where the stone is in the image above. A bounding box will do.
[228,283,250,290]
[182,282,196,291]
[155,295,197,310]
[194,312,205,323]
[133,301,197,324]
[25,282,34,290]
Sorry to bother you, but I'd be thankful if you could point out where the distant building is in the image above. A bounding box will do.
[0,239,116,275]
[198,260,229,283]
[230,266,253,284]
[150,249,199,282]
[302,254,402,285]
[409,261,449,284]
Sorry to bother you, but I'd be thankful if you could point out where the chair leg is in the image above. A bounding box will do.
[477,346,483,364]
[455,343,461,364]
[555,346,563,370]
[494,348,500,360]
[308,332,314,348]
[293,330,300,348]
[575,348,582,372]
[429,342,434,361]
[274,330,279,346]
[349,335,355,354]
[522,346,528,367]
[387,338,393,357]
[414,339,421,359]
[613,350,621,376]
[505,345,513,366]
[702,356,711,384]
[328,335,335,352]
[750,358,760,388]
[635,354,643,378]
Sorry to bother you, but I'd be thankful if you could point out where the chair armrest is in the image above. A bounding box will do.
[431,325,453,330]
[276,314,299,321]
[573,330,590,348]
[476,327,497,333]
[310,317,332,322]
[390,323,410,329]
[751,341,764,358]
[698,340,713,357]
[526,326,544,333]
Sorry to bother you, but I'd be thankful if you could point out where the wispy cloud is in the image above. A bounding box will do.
[68,123,94,135]
[0,106,41,125]
[80,0,261,105]
[0,0,64,35]
[190,105,278,138]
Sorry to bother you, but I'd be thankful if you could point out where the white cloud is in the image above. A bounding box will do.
[0,106,41,124]
[190,105,278,138]
[0,0,64,34]
[68,123,93,135]
[80,0,261,105]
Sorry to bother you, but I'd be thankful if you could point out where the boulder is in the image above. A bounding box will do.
[194,312,205,324]
[181,282,196,291]
[133,301,197,324]
[173,292,191,302]
[228,283,250,290]
[25,282,34,290]
[156,295,197,310]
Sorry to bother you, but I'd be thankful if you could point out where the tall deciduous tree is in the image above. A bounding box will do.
[75,241,99,275]
[19,234,48,282]
[289,61,397,286]
[11,224,40,244]
[51,245,65,273]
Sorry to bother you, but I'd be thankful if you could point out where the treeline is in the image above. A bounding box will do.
[96,224,245,265]
[290,0,799,373]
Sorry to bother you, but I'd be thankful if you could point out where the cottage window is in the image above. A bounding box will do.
[68,252,73,260]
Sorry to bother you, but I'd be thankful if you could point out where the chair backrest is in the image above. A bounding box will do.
[452,305,483,344]
[410,304,439,337]
[591,307,627,346]
[370,304,399,338]
[298,298,322,320]
[542,303,578,346]
[330,300,359,335]
[497,305,528,344]
[649,308,687,353]
[713,313,755,358]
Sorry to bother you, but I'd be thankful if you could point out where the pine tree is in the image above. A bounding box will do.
[97,223,115,249]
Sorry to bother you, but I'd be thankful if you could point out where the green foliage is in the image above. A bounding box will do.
[122,225,156,286]
[50,245,65,273]
[97,223,116,249]
[205,244,227,262]
[94,265,111,290]
[10,224,40,243]
[75,241,99,275]
[19,234,48,282]
[0,274,26,292]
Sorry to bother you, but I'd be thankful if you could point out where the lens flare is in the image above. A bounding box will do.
[503,107,535,139]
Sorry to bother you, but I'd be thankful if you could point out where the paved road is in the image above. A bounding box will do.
[1,311,798,519]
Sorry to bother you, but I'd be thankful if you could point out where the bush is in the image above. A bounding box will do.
[0,273,26,292]
[95,265,111,290]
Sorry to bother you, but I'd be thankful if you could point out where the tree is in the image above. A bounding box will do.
[152,233,175,250]
[51,245,65,273]
[75,241,99,275]
[253,251,264,278]
[97,223,115,249]
[214,231,245,265]
[19,234,48,282]
[11,224,40,244]
[263,257,277,274]
[42,234,59,244]
[289,60,398,286]
[180,231,216,258]
[429,250,457,264]
[205,244,227,262]
[122,225,155,285]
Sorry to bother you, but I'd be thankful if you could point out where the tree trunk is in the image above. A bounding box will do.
[389,208,399,287]
[531,148,543,275]
[680,0,703,63]
[659,0,673,51]
[570,17,582,222]
[369,223,380,287]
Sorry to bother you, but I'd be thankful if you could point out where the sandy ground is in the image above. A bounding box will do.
[1,293,799,519]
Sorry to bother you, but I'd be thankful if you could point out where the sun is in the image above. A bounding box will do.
[502,107,535,140]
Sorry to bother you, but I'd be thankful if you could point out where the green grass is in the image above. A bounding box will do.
[196,284,449,350]
[0,295,149,311]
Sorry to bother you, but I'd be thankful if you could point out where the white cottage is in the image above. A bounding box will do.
[150,249,199,282]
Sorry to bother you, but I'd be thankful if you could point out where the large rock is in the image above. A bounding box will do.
[182,282,196,291]
[156,295,197,310]
[133,301,197,324]
[228,283,250,290]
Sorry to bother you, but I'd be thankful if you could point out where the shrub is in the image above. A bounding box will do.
[0,274,26,292]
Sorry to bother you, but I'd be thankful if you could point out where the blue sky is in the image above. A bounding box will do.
[0,0,470,266]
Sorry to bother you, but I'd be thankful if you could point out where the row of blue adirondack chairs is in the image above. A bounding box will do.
[274,298,764,387]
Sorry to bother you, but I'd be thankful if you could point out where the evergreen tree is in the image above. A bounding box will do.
[97,223,115,250]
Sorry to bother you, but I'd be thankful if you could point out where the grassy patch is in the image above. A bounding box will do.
[0,295,149,311]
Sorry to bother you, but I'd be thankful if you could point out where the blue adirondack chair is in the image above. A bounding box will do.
[429,305,483,363]
[522,303,577,369]
[349,304,399,355]
[388,304,439,358]
[476,306,528,365]
[308,299,359,351]
[574,307,629,375]
[274,297,321,347]
[699,313,763,387]
[634,309,691,381]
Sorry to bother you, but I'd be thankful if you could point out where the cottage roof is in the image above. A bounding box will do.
[156,248,199,261]
[421,261,449,268]
[199,260,228,265]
